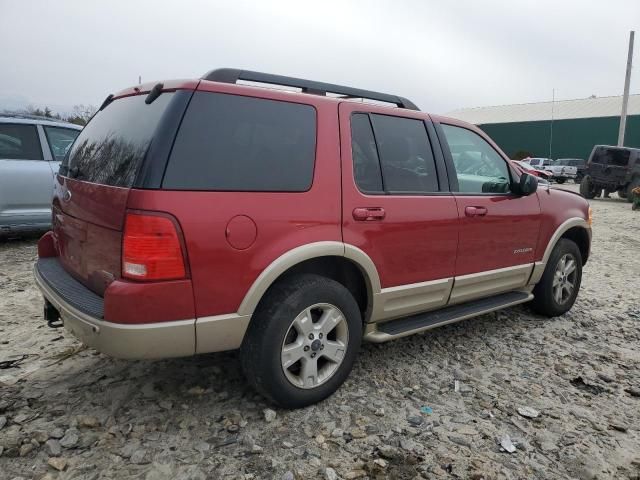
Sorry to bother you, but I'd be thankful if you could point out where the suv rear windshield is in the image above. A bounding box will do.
[63,93,174,187]
[591,147,630,167]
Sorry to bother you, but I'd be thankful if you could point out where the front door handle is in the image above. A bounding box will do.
[465,206,488,217]
[353,207,386,221]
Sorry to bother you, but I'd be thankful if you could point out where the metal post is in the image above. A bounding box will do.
[618,31,635,146]
[549,88,555,158]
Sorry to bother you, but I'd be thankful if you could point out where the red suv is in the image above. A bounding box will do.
[34,69,592,408]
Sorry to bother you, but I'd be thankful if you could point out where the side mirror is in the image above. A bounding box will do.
[513,172,538,196]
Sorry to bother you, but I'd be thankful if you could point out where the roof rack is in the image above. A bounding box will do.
[202,68,420,111]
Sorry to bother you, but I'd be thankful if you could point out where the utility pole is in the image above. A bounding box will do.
[549,88,555,158]
[618,31,634,146]
[138,75,142,85]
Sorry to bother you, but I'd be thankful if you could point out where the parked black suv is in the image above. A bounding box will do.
[580,145,640,201]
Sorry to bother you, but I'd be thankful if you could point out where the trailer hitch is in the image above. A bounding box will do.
[44,301,63,328]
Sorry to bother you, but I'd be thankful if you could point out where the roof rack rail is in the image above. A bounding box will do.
[202,68,420,111]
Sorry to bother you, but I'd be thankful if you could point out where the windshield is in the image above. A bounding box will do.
[63,93,174,187]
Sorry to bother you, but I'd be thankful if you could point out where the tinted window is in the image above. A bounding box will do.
[441,124,510,194]
[370,114,439,193]
[592,147,630,166]
[0,124,42,160]
[351,114,383,193]
[163,92,316,191]
[65,93,174,187]
[44,126,80,162]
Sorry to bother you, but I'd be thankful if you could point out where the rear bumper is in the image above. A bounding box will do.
[33,260,196,359]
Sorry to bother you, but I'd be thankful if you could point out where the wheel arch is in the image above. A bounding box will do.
[237,242,381,322]
[541,218,591,266]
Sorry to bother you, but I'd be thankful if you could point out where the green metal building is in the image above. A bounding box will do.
[447,94,640,160]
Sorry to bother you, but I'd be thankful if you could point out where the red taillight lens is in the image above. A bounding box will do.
[122,213,186,281]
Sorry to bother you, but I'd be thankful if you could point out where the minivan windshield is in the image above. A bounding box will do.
[63,93,174,187]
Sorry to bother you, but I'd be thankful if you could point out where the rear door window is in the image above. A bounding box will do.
[64,93,174,187]
[0,124,43,160]
[44,126,80,162]
[163,92,316,192]
[371,114,439,193]
[351,114,383,193]
[350,113,439,194]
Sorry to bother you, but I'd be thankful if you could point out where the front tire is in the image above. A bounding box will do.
[240,274,362,408]
[580,175,597,199]
[530,239,582,317]
[556,178,566,184]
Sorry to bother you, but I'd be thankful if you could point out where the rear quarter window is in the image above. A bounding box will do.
[162,92,316,192]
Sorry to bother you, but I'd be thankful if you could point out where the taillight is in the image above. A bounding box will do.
[122,212,186,281]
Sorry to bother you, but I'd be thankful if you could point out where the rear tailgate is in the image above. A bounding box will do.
[52,179,128,294]
[51,87,187,295]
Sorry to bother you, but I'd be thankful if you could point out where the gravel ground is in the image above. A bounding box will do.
[1,183,639,480]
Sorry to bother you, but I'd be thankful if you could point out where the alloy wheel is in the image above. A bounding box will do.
[552,253,577,305]
[280,303,349,389]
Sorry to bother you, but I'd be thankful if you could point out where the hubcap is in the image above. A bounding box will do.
[280,303,349,389]
[552,253,577,305]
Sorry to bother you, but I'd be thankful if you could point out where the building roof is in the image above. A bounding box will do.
[446,93,640,125]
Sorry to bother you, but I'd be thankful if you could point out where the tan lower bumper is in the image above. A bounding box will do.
[34,265,196,359]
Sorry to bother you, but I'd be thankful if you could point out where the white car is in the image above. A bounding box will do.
[544,161,577,184]
[0,114,82,237]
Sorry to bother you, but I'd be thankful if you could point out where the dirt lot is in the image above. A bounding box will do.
[1,183,639,480]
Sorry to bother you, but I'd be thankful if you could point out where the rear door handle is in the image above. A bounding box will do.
[465,206,488,217]
[353,207,386,221]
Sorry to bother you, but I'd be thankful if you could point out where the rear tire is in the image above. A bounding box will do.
[240,274,362,408]
[530,239,582,317]
[556,178,566,184]
[580,175,597,199]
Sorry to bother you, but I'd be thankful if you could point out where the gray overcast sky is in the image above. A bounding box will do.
[1,0,638,114]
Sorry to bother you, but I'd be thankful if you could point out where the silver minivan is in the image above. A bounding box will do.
[0,115,82,236]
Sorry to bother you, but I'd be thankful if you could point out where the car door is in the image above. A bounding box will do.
[0,122,54,230]
[435,120,541,304]
[339,103,459,322]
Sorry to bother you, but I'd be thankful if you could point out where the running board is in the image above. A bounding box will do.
[364,291,533,343]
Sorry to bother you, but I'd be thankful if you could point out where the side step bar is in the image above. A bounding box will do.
[364,291,533,343]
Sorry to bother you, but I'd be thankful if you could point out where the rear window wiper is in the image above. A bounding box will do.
[145,83,164,104]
